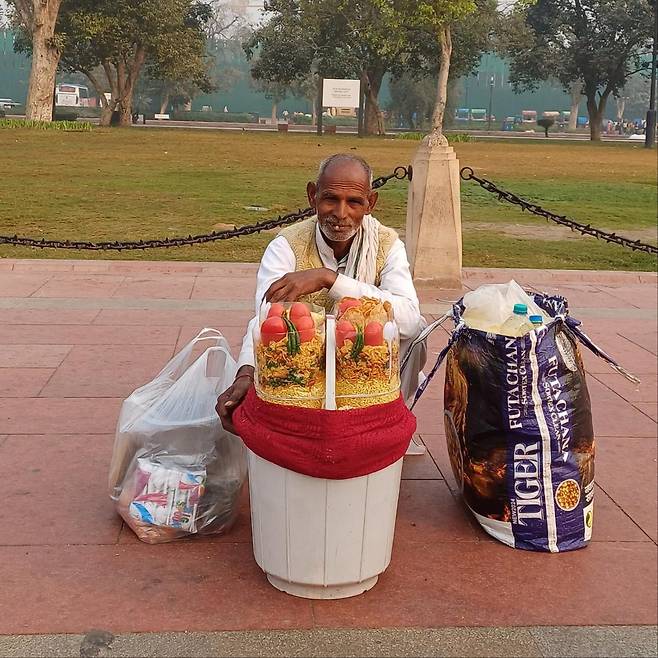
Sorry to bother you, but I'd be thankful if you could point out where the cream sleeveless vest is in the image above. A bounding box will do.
[277,216,398,311]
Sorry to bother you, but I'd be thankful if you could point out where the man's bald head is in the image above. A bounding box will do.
[317,154,373,190]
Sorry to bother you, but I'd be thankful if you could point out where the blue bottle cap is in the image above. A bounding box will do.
[529,315,543,324]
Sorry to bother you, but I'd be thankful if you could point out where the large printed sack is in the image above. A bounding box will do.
[407,290,638,553]
[109,329,247,544]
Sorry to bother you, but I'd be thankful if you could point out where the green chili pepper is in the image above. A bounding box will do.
[283,316,300,356]
[351,325,364,361]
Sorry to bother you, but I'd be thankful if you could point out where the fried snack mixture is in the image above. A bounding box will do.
[555,479,581,511]
[335,297,400,409]
[256,335,325,408]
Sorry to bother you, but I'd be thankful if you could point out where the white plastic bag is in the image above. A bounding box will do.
[109,328,247,544]
[461,280,545,334]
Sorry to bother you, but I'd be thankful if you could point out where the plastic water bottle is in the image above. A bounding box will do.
[499,303,535,337]
[529,314,544,329]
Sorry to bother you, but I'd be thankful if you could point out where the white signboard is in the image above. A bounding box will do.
[57,92,77,107]
[322,79,361,109]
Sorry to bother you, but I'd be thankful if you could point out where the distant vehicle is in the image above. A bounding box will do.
[55,83,96,108]
[521,109,537,123]
[542,111,561,121]
[455,108,470,121]
[470,108,487,121]
[0,98,19,110]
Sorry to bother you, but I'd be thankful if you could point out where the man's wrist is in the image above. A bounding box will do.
[236,365,255,380]
[323,268,338,289]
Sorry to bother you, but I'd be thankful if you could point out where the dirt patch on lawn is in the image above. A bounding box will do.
[465,221,658,243]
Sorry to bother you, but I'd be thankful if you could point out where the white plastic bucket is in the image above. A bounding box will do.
[248,449,403,599]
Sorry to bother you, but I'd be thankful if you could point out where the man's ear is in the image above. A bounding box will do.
[307,181,317,208]
[367,190,378,213]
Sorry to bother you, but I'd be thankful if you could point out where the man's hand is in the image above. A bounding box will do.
[216,365,254,435]
[265,268,338,302]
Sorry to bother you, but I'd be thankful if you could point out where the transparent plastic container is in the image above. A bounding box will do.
[499,303,535,337]
[254,301,326,408]
[333,297,401,409]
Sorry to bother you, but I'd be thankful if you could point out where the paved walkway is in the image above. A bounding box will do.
[0,259,656,657]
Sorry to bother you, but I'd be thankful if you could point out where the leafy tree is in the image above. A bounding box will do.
[244,0,413,135]
[7,0,64,121]
[390,0,496,134]
[245,0,490,136]
[54,0,213,126]
[383,0,478,141]
[500,0,654,140]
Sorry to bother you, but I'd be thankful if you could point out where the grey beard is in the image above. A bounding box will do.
[319,220,359,243]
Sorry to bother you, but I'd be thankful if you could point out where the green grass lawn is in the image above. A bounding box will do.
[1,127,656,270]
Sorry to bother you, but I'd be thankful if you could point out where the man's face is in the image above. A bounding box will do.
[307,162,378,243]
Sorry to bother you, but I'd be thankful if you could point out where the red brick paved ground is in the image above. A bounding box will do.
[0,259,655,635]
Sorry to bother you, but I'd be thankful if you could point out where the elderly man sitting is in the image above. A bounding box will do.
[218,153,427,453]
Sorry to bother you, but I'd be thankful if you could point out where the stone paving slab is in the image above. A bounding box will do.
[1,626,656,658]
[0,261,656,642]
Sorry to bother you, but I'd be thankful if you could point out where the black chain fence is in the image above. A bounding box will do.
[460,167,657,256]
[2,163,655,257]
[0,166,412,252]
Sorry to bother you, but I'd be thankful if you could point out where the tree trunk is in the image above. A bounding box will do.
[586,90,609,141]
[310,99,317,125]
[100,105,113,126]
[25,2,63,122]
[119,101,133,126]
[160,92,170,115]
[568,81,581,131]
[363,69,385,136]
[111,47,146,127]
[81,67,112,125]
[616,96,626,122]
[271,101,277,123]
[430,24,452,138]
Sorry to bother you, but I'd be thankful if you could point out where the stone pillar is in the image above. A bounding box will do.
[405,134,463,289]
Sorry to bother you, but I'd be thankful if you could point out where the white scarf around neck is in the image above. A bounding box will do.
[343,214,379,285]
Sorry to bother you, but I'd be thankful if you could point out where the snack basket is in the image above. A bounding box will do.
[254,301,326,408]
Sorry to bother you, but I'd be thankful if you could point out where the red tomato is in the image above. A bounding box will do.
[364,321,384,346]
[336,320,356,347]
[338,298,361,315]
[261,316,287,345]
[289,302,311,321]
[293,316,315,342]
[267,303,286,318]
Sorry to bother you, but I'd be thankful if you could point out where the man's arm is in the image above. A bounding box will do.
[217,236,296,434]
[327,239,422,339]
[235,236,297,370]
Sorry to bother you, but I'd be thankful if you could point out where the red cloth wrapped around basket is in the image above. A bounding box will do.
[233,387,416,480]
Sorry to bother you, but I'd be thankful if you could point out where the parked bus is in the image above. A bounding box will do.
[470,108,487,122]
[455,108,470,121]
[521,109,537,123]
[55,83,96,108]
